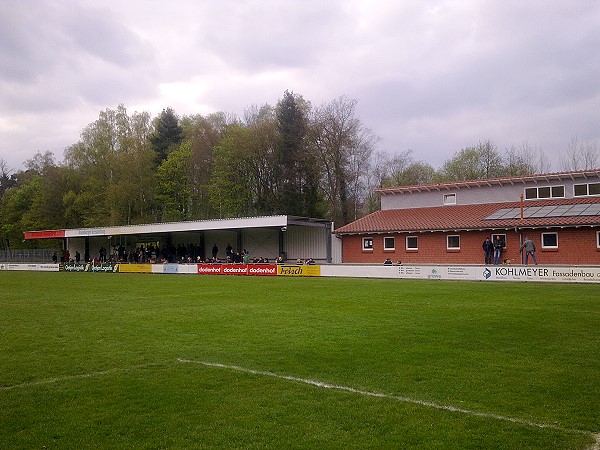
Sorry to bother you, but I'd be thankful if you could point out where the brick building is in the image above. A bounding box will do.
[335,170,600,265]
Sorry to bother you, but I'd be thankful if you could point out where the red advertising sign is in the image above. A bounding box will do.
[23,229,66,240]
[197,264,277,276]
[198,264,224,274]
[247,264,277,276]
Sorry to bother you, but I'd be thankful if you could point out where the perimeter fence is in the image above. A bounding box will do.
[0,249,57,263]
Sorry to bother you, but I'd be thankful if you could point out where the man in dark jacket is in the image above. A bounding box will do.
[482,238,494,264]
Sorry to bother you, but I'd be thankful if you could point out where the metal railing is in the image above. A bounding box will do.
[0,249,58,263]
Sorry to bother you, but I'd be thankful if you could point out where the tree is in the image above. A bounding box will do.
[0,174,46,249]
[503,141,548,176]
[209,123,270,217]
[309,96,377,225]
[559,136,599,171]
[274,90,323,217]
[64,105,156,226]
[150,107,184,165]
[155,144,194,221]
[180,112,236,219]
[0,158,16,199]
[377,150,435,187]
[437,140,503,181]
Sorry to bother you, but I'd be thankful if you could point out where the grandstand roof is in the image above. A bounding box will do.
[24,215,332,240]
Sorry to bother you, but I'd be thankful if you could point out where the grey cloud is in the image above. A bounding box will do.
[0,1,157,115]
[196,1,346,71]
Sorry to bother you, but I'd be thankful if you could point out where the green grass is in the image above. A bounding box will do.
[0,271,599,449]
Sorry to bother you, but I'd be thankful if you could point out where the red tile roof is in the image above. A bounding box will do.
[335,197,600,234]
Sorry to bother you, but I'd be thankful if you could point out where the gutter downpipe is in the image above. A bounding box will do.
[518,194,524,264]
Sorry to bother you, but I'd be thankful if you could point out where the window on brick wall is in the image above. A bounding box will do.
[362,237,373,251]
[383,237,395,251]
[447,235,460,250]
[597,231,600,249]
[541,232,558,249]
[406,236,418,250]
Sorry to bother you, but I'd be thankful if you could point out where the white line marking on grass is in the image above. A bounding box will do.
[177,358,594,438]
[0,362,162,391]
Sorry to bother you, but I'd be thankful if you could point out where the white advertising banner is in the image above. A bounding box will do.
[0,263,60,272]
[321,264,600,283]
[478,265,600,283]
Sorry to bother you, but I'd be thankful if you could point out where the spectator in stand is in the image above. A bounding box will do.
[482,237,494,265]
[493,236,503,265]
[383,257,393,265]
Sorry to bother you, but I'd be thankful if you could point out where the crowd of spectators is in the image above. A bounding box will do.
[61,241,317,265]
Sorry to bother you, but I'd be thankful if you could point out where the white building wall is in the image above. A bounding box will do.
[242,228,280,260]
[380,176,600,210]
[285,225,328,262]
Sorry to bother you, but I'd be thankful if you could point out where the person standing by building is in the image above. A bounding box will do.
[482,237,494,264]
[493,236,503,265]
[519,236,538,265]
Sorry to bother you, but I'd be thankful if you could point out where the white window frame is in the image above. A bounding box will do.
[574,182,600,197]
[541,232,558,249]
[491,233,507,249]
[597,231,600,249]
[524,185,565,200]
[362,237,373,251]
[447,235,460,250]
[443,193,456,205]
[406,236,418,250]
[383,237,395,251]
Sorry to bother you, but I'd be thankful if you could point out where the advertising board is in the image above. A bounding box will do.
[277,265,321,277]
[0,263,59,272]
[197,264,277,276]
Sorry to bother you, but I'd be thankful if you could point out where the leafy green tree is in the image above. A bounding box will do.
[155,144,194,221]
[437,140,504,181]
[0,173,47,248]
[208,125,257,217]
[64,105,155,226]
[180,112,235,219]
[209,111,279,217]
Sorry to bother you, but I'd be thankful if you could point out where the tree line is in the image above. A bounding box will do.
[1,91,598,250]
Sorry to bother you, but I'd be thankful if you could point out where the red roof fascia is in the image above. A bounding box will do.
[23,230,66,240]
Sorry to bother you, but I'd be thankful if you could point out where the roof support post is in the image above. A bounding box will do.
[279,228,286,261]
[326,222,332,263]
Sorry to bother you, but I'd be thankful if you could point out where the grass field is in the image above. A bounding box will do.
[0,271,599,449]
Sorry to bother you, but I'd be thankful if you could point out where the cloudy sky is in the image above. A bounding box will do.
[1,0,599,172]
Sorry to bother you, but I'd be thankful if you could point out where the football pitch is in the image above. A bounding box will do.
[1,271,599,449]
